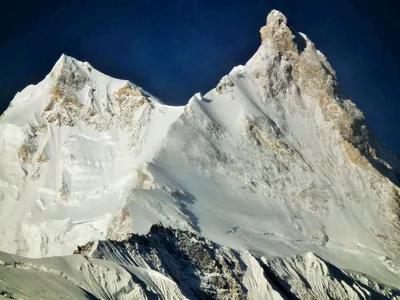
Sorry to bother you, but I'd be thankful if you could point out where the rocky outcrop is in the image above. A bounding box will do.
[73,225,400,299]
[87,224,248,300]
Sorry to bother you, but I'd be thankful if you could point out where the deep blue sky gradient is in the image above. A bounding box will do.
[1,0,399,154]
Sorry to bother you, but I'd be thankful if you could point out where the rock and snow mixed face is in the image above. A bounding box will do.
[0,8,399,294]
[0,55,184,257]
[0,225,398,300]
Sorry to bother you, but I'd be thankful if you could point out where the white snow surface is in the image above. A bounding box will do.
[0,9,399,294]
[0,54,184,257]
[0,250,187,300]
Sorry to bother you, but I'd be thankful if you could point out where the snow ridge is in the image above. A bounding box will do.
[85,225,399,299]
[0,226,398,299]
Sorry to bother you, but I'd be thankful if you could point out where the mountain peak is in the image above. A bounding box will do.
[50,54,92,88]
[52,54,91,70]
[260,11,318,68]
[0,9,399,293]
[266,9,288,27]
[51,54,74,74]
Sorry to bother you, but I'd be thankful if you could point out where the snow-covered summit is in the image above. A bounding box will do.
[0,51,184,257]
[0,9,399,291]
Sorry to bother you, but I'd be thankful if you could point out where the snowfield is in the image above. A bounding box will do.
[0,9,399,299]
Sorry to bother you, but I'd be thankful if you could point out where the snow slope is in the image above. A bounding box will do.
[0,9,399,295]
[0,246,186,299]
[0,54,184,257]
[123,10,400,286]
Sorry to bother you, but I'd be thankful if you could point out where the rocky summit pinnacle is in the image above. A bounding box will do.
[0,9,399,299]
[261,10,289,42]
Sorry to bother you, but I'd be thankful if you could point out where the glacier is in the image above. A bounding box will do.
[0,9,399,299]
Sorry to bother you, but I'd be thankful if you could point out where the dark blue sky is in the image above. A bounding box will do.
[1,0,400,154]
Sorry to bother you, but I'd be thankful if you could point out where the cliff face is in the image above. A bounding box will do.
[251,10,400,255]
[0,9,399,295]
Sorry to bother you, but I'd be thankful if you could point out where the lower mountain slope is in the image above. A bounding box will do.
[0,225,398,299]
